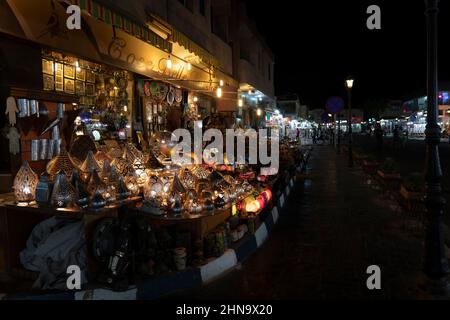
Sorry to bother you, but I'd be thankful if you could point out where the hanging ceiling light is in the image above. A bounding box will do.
[167,55,172,69]
[216,87,222,98]
[75,59,81,72]
[193,96,198,102]
[219,79,224,87]
[256,108,262,116]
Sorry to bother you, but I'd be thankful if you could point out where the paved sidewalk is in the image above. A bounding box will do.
[172,145,435,300]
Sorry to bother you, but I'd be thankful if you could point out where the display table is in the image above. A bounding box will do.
[136,206,232,243]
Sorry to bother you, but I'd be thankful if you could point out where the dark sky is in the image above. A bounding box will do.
[243,0,450,110]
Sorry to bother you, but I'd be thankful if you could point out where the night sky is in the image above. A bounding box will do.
[243,0,450,110]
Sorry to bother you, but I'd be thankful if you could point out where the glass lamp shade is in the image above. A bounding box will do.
[170,193,183,214]
[111,156,130,176]
[124,142,144,165]
[107,165,120,185]
[125,171,140,196]
[94,150,112,169]
[100,159,111,181]
[191,165,211,180]
[133,159,148,187]
[87,169,107,197]
[80,150,101,177]
[199,190,214,211]
[179,168,197,190]
[70,169,89,208]
[13,161,38,202]
[46,147,76,180]
[51,171,76,208]
[149,130,177,164]
[212,187,229,208]
[143,175,161,201]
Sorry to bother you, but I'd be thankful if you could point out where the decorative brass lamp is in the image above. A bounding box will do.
[51,170,76,208]
[13,161,38,204]
[80,150,101,181]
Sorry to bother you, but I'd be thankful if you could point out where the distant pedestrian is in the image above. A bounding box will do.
[393,125,400,150]
[375,123,383,153]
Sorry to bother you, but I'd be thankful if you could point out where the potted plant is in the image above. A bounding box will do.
[400,172,424,201]
[362,154,380,175]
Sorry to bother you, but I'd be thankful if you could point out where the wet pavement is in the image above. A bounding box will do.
[170,145,434,300]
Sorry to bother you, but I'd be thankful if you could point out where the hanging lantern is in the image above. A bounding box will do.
[51,170,76,208]
[13,161,38,203]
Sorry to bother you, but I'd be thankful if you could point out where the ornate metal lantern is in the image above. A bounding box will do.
[13,161,38,203]
[51,171,76,208]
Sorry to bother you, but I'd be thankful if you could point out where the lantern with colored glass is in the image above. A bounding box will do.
[125,169,140,196]
[13,161,38,204]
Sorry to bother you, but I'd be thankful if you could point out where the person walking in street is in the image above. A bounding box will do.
[392,125,400,151]
[375,123,383,154]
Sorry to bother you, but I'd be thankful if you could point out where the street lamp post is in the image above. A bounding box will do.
[345,78,354,168]
[423,0,449,289]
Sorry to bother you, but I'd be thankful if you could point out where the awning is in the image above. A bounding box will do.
[4,0,102,62]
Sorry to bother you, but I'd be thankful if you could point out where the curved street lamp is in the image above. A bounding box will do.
[345,77,354,168]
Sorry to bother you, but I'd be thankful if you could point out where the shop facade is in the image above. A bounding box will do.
[0,0,297,297]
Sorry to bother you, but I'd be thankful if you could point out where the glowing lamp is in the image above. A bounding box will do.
[256,108,262,116]
[345,78,354,89]
[187,62,192,71]
[245,199,261,213]
[166,55,172,69]
[13,161,38,203]
[216,87,222,98]
[238,98,243,107]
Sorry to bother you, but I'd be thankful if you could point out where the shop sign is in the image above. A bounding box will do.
[86,16,214,92]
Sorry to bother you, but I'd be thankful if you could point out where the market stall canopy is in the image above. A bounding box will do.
[4,0,102,62]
